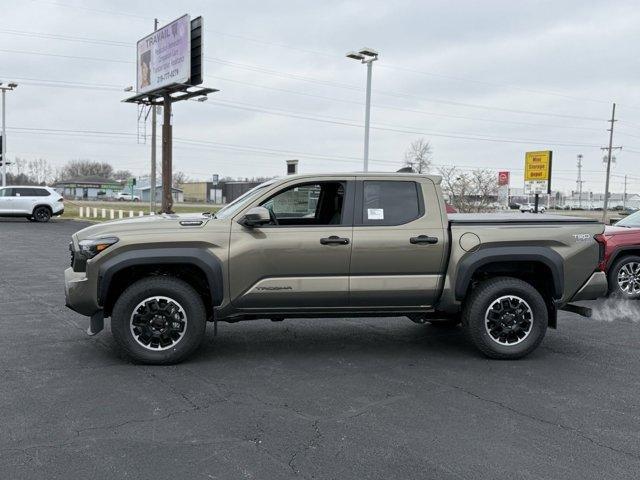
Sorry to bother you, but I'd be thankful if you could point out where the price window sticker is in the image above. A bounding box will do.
[367,208,384,220]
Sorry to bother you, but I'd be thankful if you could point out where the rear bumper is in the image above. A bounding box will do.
[570,271,608,302]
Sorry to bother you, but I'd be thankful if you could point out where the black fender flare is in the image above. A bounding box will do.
[97,247,223,307]
[454,246,564,301]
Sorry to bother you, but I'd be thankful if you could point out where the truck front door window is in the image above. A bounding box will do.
[261,182,345,226]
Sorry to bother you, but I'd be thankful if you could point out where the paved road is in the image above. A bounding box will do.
[1,218,639,480]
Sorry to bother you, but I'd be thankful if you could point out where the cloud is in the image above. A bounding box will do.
[1,0,639,192]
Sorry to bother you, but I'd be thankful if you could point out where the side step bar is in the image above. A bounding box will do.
[560,303,592,318]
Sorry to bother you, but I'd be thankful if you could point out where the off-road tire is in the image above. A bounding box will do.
[32,206,51,223]
[111,276,207,364]
[608,255,640,299]
[463,277,547,359]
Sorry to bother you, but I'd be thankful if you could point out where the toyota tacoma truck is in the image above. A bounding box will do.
[64,173,608,364]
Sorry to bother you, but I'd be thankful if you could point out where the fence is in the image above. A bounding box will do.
[78,207,154,220]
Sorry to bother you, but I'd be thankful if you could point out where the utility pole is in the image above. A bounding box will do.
[161,95,173,213]
[624,174,628,210]
[576,154,584,209]
[149,18,158,214]
[601,103,622,223]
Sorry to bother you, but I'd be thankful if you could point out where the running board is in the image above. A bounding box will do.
[560,304,592,318]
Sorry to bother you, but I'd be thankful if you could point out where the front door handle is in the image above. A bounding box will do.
[410,235,438,245]
[320,236,350,245]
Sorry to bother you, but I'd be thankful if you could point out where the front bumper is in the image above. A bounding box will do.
[64,267,100,317]
[570,271,608,302]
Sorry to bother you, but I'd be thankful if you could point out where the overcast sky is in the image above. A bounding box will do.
[3,0,640,193]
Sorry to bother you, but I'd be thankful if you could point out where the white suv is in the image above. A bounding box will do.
[0,186,64,222]
[519,203,546,213]
[115,192,140,202]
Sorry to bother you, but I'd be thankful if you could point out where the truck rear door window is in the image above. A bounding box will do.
[361,181,422,226]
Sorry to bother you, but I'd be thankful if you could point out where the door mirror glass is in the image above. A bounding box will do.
[240,206,271,227]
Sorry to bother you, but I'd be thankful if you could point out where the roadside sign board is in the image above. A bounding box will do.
[524,150,552,194]
[498,171,510,186]
[137,14,191,94]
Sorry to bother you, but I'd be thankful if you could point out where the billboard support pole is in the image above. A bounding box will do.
[534,193,539,213]
[161,95,173,214]
[149,17,158,214]
[1,88,5,188]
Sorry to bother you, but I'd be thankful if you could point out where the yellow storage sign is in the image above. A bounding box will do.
[524,151,552,181]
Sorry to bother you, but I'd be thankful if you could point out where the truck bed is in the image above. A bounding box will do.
[448,213,600,225]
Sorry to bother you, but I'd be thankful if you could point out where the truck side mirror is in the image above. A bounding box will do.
[240,206,271,228]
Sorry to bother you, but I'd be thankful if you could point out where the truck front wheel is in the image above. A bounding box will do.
[463,277,547,359]
[111,276,207,364]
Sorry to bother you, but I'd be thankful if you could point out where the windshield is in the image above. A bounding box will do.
[214,180,276,219]
[615,210,640,228]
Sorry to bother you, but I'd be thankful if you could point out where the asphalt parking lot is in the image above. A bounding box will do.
[1,218,639,480]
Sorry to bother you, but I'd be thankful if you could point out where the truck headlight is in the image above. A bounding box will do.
[78,237,119,259]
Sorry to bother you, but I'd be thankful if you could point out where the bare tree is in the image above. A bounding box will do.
[58,160,114,180]
[438,166,498,213]
[172,171,190,187]
[403,138,432,173]
[27,158,53,185]
[470,169,498,212]
[112,169,133,182]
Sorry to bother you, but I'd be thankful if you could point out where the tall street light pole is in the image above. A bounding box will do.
[346,48,378,172]
[0,82,18,187]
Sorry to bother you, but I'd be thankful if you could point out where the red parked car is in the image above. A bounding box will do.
[602,212,640,298]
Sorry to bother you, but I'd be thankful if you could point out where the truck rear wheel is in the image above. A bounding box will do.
[111,276,207,364]
[463,277,547,359]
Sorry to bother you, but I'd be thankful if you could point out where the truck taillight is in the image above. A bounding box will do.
[594,233,606,271]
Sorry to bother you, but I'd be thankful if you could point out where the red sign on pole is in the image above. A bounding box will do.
[498,171,510,186]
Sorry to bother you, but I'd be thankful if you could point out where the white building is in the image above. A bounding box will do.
[561,192,640,210]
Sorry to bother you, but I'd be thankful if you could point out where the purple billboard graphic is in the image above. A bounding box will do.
[137,14,191,94]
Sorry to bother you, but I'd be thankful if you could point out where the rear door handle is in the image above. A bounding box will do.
[410,235,438,245]
[320,236,350,245]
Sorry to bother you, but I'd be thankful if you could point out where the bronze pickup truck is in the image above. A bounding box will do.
[65,173,607,364]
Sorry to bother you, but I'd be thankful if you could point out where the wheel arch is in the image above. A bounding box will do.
[98,247,223,317]
[455,246,563,300]
[607,247,640,272]
[32,203,52,215]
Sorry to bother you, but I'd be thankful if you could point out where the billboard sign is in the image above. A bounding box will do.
[137,14,191,94]
[498,171,510,186]
[524,150,552,194]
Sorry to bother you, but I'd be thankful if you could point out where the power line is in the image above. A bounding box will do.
[0,48,133,64]
[0,46,611,122]
[31,0,153,21]
[1,74,607,147]
[4,71,605,132]
[378,63,611,105]
[203,98,604,148]
[20,3,640,111]
[0,28,131,47]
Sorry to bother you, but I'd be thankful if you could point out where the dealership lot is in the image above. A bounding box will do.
[1,218,639,480]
